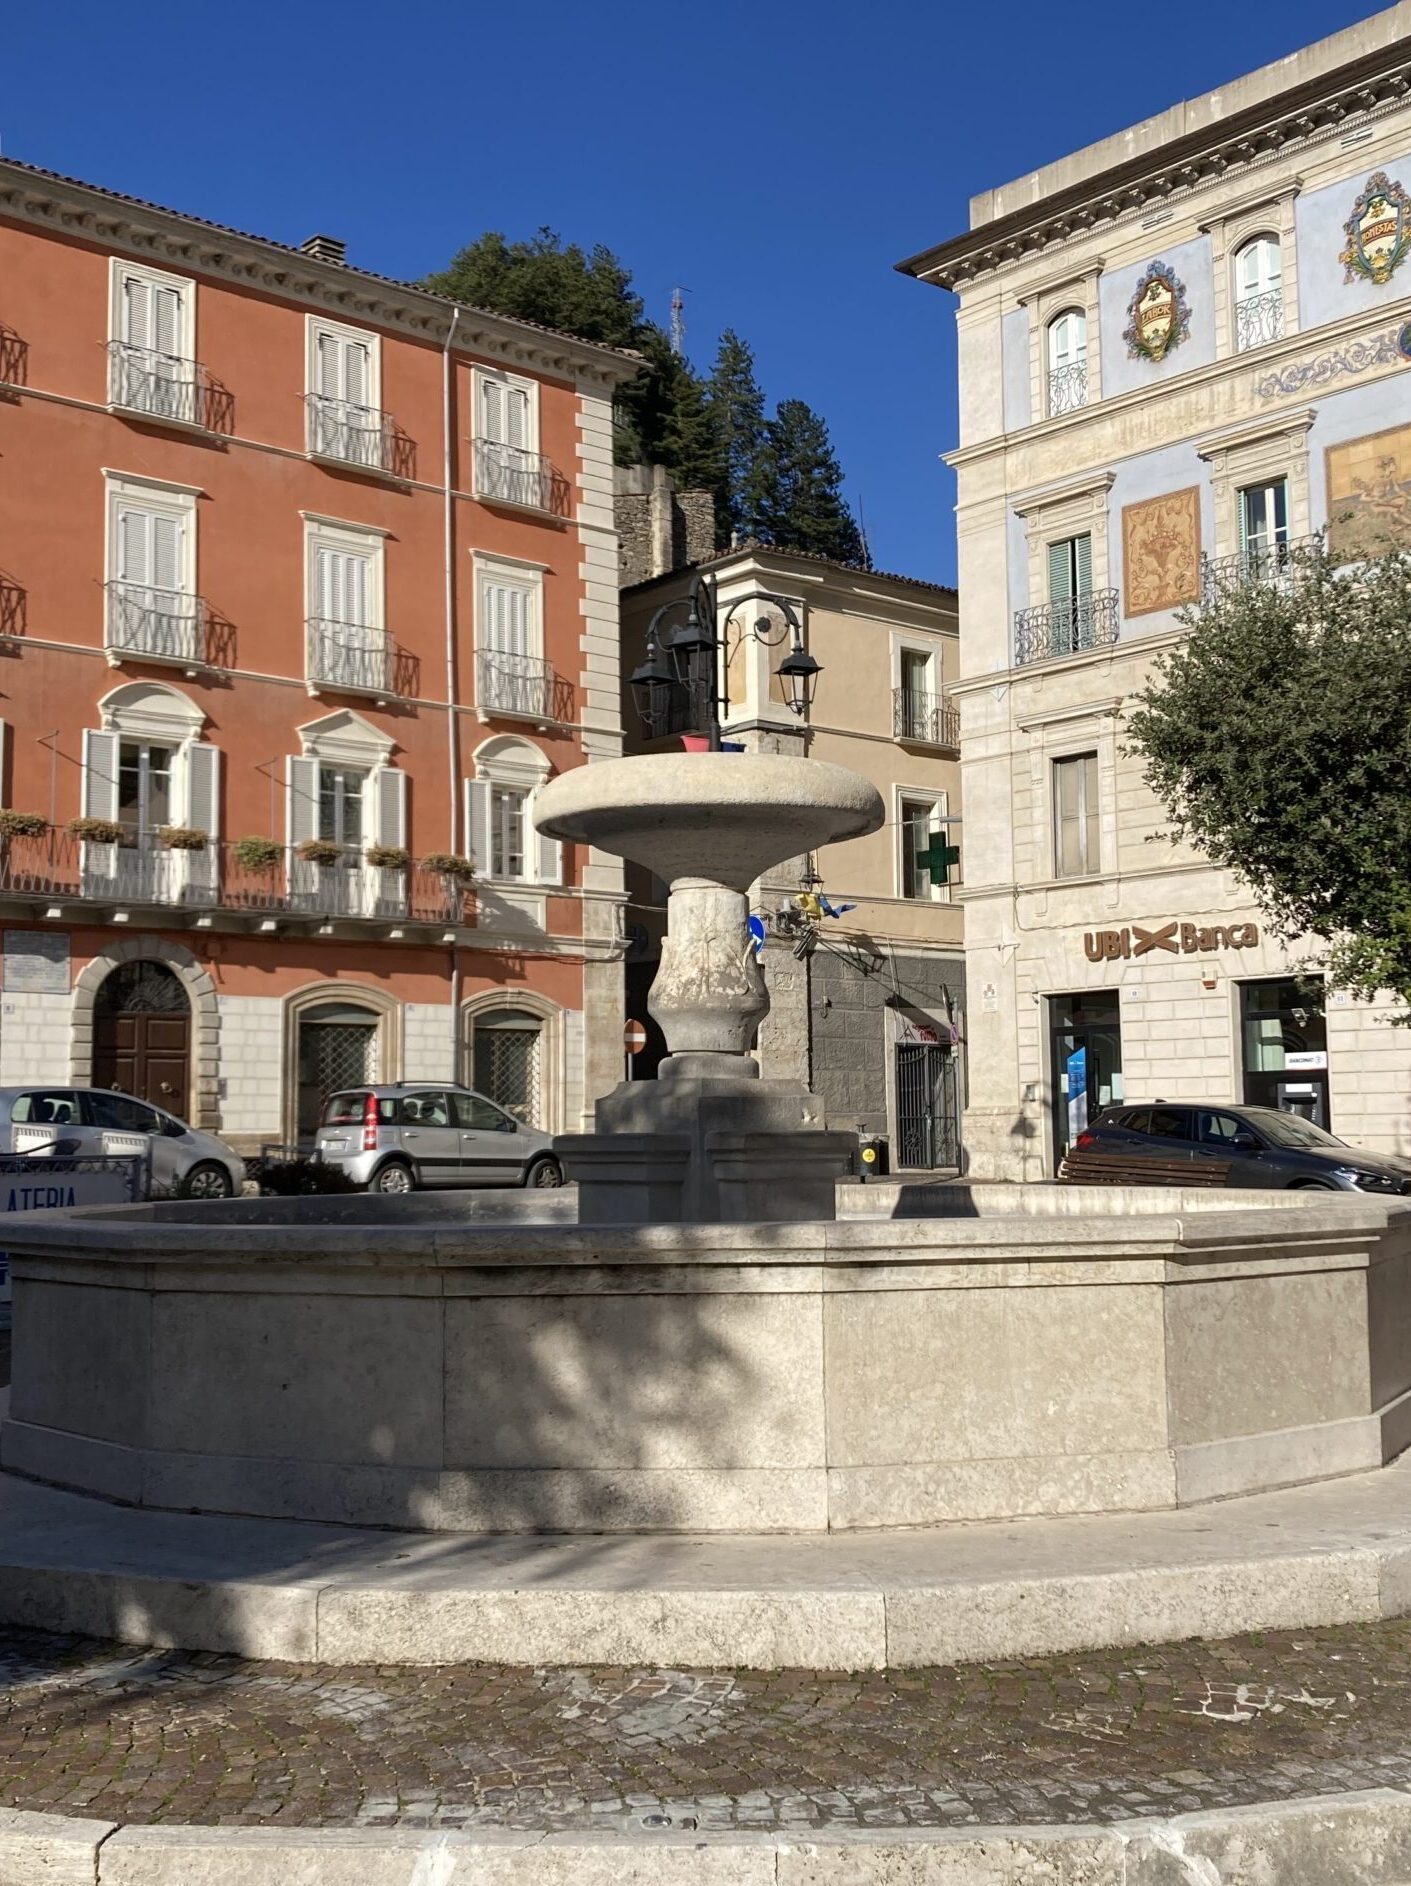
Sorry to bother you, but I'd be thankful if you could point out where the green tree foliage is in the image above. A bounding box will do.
[705,330,767,542]
[1126,542,1411,1009]
[425,228,643,347]
[752,400,867,566]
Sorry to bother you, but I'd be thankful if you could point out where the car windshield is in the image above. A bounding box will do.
[1244,1108,1345,1151]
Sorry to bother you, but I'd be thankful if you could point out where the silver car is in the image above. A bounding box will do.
[314,1083,563,1194]
[0,1085,245,1199]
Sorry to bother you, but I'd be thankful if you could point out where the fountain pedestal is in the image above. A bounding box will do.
[533,754,885,1223]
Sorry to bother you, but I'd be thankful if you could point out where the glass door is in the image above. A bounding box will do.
[1049,991,1123,1170]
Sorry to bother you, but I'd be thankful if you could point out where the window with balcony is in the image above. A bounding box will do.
[1238,479,1289,571]
[476,557,558,721]
[305,319,408,475]
[79,682,219,905]
[1234,236,1283,353]
[467,736,561,887]
[287,714,407,919]
[1047,309,1088,416]
[474,370,568,516]
[108,263,214,429]
[893,646,958,748]
[306,522,392,698]
[1053,752,1100,878]
[106,479,207,669]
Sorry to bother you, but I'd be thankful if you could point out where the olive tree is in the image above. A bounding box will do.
[1125,541,1411,1010]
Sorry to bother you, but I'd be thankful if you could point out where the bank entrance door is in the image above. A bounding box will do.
[1049,991,1123,1170]
[1240,978,1329,1127]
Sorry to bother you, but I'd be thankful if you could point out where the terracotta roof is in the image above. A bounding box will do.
[0,155,643,369]
[627,538,957,602]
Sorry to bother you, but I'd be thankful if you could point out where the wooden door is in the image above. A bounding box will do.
[93,1012,190,1115]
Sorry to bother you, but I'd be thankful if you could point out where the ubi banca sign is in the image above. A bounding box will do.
[1083,920,1260,962]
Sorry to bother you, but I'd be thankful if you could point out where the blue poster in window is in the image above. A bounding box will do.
[1066,1046,1089,1142]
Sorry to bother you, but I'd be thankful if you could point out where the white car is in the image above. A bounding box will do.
[0,1086,245,1199]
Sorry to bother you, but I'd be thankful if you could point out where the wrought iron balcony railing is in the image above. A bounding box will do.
[1047,361,1088,416]
[1014,590,1120,666]
[306,618,396,698]
[1234,289,1284,353]
[476,649,572,723]
[473,439,571,518]
[305,394,414,478]
[1201,535,1322,601]
[0,324,27,393]
[0,827,472,926]
[108,342,230,431]
[106,582,212,669]
[893,687,959,749]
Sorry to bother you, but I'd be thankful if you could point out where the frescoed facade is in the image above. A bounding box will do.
[0,159,639,1151]
[902,5,1411,1178]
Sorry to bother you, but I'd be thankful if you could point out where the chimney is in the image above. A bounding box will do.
[300,234,346,265]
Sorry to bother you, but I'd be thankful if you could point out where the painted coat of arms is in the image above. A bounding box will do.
[1340,172,1411,285]
[1123,261,1191,363]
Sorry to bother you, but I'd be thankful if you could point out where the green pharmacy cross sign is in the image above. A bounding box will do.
[916,829,961,886]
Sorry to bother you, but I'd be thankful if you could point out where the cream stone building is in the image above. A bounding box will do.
[902,5,1411,1178]
[620,543,965,1170]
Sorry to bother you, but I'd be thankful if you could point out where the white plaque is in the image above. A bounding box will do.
[3,931,70,994]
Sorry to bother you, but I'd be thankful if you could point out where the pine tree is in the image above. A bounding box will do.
[424,228,643,348]
[752,400,866,565]
[704,331,767,545]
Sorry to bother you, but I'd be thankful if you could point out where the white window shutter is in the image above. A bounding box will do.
[481,376,502,443]
[184,743,220,836]
[286,755,319,848]
[122,276,151,350]
[466,778,492,874]
[506,384,529,451]
[81,729,121,821]
[153,514,182,595]
[374,765,407,847]
[534,792,562,887]
[153,285,180,357]
[345,339,369,408]
[117,507,150,586]
[316,331,341,399]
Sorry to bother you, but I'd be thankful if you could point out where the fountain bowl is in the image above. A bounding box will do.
[534,753,884,889]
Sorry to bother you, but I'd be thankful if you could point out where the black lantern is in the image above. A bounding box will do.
[665,609,715,688]
[630,632,677,737]
[777,640,822,717]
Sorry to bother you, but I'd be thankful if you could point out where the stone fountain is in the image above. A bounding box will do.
[534,752,885,1223]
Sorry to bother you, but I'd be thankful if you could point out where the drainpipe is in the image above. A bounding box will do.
[443,308,463,1084]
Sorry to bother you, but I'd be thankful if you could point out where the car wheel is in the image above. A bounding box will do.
[525,1156,563,1189]
[372,1160,416,1196]
[180,1161,235,1201]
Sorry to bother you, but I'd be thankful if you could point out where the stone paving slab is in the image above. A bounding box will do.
[5,1458,1411,1669]
[4,1618,1411,1839]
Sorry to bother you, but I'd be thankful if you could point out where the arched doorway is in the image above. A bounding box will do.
[92,960,192,1114]
[295,999,381,1144]
[471,1006,545,1126]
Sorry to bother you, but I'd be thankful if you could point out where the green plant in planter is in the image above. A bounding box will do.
[67,816,125,846]
[365,844,410,870]
[296,838,344,867]
[421,852,475,879]
[0,810,48,839]
[232,835,282,872]
[158,826,208,852]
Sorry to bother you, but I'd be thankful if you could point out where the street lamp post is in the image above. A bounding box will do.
[630,572,822,748]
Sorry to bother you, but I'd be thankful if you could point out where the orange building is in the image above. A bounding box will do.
[0,158,637,1152]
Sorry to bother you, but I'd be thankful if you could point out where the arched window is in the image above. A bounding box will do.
[1234,236,1283,351]
[471,1006,545,1126]
[467,735,561,886]
[1046,311,1087,415]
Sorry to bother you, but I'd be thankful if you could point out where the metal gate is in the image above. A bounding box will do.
[473,1021,543,1126]
[296,1020,376,1142]
[896,1044,959,1170]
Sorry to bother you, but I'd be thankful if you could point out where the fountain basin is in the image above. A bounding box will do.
[5,1191,1409,1534]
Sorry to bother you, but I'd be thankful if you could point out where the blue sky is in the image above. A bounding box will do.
[5,0,1382,584]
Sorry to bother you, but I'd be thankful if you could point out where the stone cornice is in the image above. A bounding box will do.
[898,41,1411,291]
[0,160,642,391]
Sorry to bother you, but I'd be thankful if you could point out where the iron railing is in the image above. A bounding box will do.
[1234,289,1284,353]
[1201,534,1322,601]
[1013,589,1120,666]
[0,575,25,639]
[1047,361,1088,416]
[107,342,229,431]
[106,582,212,668]
[473,439,571,517]
[305,394,414,477]
[306,618,396,697]
[476,649,571,722]
[0,325,27,392]
[893,687,959,749]
[0,826,472,924]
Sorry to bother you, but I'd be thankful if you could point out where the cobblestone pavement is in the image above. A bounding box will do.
[2,1623,1411,1832]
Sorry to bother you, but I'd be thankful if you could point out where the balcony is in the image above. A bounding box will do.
[106,582,213,672]
[305,394,414,478]
[473,439,571,518]
[1047,362,1088,417]
[1014,590,1120,666]
[108,342,232,433]
[893,687,959,749]
[1202,535,1321,601]
[0,324,27,395]
[1235,290,1284,353]
[306,618,399,700]
[476,649,572,724]
[0,827,472,928]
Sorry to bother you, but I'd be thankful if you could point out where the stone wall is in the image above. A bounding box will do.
[810,948,966,1149]
[615,463,716,587]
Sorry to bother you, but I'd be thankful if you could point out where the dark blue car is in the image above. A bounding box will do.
[1075,1102,1411,1193]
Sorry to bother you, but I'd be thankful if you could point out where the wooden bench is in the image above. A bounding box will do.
[1058,1148,1231,1187]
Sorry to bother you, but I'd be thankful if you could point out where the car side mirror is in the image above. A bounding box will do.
[1232,1131,1259,1150]
[501,1118,518,1132]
